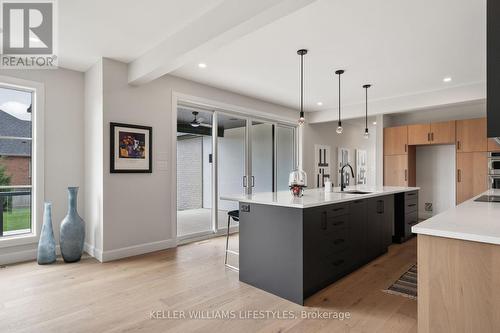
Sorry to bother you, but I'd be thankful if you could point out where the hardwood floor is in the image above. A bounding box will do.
[0,236,417,333]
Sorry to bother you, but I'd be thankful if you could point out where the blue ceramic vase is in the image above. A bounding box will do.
[60,187,85,263]
[37,202,56,265]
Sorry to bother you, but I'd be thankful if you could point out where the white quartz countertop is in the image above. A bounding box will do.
[412,190,500,245]
[221,186,419,209]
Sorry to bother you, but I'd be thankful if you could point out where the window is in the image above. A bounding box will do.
[0,86,33,238]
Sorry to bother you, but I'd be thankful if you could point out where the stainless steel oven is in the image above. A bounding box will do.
[490,176,500,189]
[488,152,500,175]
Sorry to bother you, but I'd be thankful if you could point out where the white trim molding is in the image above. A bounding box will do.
[99,239,177,262]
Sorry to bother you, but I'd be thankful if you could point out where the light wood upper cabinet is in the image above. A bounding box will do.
[384,126,408,155]
[408,123,431,145]
[456,118,487,152]
[456,152,488,204]
[488,138,500,152]
[430,120,456,144]
[384,155,408,186]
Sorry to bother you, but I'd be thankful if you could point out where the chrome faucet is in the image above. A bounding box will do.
[340,163,355,192]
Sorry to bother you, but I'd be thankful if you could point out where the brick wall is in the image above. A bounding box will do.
[176,137,203,210]
[0,156,31,185]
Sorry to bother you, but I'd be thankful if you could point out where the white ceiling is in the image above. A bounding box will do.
[58,0,224,71]
[57,0,486,120]
[172,0,486,117]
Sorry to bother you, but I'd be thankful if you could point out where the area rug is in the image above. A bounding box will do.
[383,264,417,299]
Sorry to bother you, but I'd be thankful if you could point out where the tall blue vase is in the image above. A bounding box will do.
[60,187,85,263]
[37,202,56,265]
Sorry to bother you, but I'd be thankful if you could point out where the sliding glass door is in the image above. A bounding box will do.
[176,102,297,240]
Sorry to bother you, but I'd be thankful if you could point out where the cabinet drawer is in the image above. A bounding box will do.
[323,228,349,255]
[328,203,350,218]
[405,191,418,200]
[405,198,418,214]
[405,211,418,235]
[327,214,349,231]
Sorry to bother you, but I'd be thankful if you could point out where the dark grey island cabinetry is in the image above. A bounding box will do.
[237,188,412,305]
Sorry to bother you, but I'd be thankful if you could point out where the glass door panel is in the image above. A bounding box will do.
[217,113,247,230]
[251,121,274,193]
[176,107,213,238]
[276,126,295,191]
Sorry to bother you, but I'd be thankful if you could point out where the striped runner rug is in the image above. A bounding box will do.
[383,264,417,299]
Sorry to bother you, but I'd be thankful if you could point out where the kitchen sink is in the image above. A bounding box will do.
[337,190,372,195]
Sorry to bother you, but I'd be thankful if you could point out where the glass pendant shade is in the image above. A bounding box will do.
[298,111,305,125]
[336,122,343,134]
[289,168,307,187]
[364,128,369,139]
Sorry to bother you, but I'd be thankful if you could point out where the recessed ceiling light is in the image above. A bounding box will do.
[316,102,323,106]
[372,121,377,125]
[198,63,207,68]
[443,77,452,82]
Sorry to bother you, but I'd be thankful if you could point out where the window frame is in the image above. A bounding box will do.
[0,75,44,248]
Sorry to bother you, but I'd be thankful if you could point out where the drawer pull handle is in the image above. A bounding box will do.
[332,207,344,212]
[333,259,344,266]
[333,239,345,245]
[332,221,345,226]
[407,192,416,196]
[407,203,416,207]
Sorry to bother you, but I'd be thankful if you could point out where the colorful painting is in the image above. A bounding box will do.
[110,123,152,173]
[118,131,146,159]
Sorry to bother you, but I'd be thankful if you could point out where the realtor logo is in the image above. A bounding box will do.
[1,0,57,68]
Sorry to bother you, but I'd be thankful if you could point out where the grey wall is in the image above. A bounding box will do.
[303,120,378,188]
[176,136,203,210]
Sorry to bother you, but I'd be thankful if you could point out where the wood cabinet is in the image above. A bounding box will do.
[456,118,487,152]
[407,121,455,145]
[431,120,456,144]
[488,138,500,152]
[384,155,408,186]
[408,123,431,145]
[384,126,408,155]
[456,152,488,204]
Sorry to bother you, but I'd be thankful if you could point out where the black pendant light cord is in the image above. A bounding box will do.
[335,70,344,127]
[297,49,307,122]
[363,84,371,132]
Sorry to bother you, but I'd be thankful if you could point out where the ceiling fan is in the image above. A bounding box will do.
[190,111,211,128]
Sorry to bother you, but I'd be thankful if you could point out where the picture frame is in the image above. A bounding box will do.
[110,122,152,173]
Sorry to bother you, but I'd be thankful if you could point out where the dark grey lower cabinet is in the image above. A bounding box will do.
[240,194,397,305]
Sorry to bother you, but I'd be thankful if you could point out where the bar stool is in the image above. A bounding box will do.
[224,210,239,271]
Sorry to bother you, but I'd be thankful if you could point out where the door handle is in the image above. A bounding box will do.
[251,176,255,187]
[431,132,434,141]
[404,144,407,153]
[428,132,430,142]
[457,140,461,151]
[243,176,247,187]
[405,169,408,181]
[457,169,461,182]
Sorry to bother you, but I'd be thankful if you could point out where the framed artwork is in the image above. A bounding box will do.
[110,122,152,173]
[337,147,351,186]
[314,144,331,187]
[356,149,368,185]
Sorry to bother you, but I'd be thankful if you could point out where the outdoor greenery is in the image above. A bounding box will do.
[3,207,30,232]
[0,161,11,211]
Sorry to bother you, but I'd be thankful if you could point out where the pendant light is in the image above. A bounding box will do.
[297,49,308,125]
[335,69,345,134]
[363,84,372,139]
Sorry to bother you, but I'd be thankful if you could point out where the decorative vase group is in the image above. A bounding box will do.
[37,187,85,265]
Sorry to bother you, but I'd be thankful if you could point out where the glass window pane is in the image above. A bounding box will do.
[0,86,32,237]
[277,126,295,191]
[251,121,273,193]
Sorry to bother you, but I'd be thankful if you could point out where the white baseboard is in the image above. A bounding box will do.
[84,242,103,262]
[0,245,61,266]
[100,239,177,262]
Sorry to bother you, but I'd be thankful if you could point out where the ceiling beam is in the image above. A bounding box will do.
[128,0,316,85]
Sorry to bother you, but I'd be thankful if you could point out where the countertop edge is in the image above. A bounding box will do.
[411,226,500,246]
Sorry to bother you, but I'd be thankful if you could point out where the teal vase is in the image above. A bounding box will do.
[60,187,85,263]
[37,202,56,264]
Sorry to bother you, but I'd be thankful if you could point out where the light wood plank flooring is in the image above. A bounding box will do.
[0,236,417,333]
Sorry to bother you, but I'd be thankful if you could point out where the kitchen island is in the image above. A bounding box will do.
[412,190,500,333]
[222,186,419,305]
